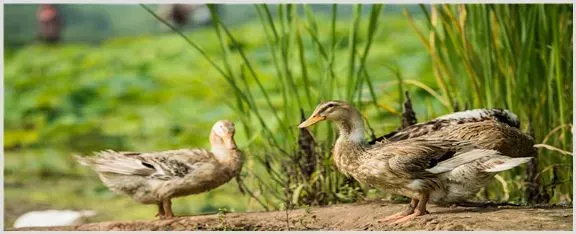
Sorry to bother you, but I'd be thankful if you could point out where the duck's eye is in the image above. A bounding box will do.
[326,103,335,108]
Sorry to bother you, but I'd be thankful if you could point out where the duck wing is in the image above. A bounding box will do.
[75,148,214,180]
[372,108,520,143]
[370,138,494,178]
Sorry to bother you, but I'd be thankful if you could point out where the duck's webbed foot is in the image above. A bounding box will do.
[381,193,430,224]
[390,207,426,224]
[380,198,419,222]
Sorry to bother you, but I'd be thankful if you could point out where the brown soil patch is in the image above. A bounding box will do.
[10,200,572,231]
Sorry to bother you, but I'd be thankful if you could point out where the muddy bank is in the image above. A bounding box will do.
[10,200,572,231]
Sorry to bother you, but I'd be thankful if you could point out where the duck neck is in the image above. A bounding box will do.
[211,146,243,175]
[332,109,365,174]
[334,110,365,145]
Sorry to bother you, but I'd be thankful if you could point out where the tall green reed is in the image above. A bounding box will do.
[240,4,385,207]
[142,4,385,209]
[142,3,571,209]
[406,4,573,203]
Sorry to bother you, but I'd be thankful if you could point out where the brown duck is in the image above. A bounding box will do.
[75,120,242,219]
[370,106,538,206]
[299,101,531,223]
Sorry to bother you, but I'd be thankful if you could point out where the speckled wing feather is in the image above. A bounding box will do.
[374,108,520,143]
[435,108,519,127]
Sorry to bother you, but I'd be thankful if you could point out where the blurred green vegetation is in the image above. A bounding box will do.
[4,4,424,45]
[408,4,573,203]
[4,3,572,228]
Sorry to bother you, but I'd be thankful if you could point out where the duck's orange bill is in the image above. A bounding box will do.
[298,115,326,128]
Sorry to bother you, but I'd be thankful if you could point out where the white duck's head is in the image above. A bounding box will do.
[210,120,237,150]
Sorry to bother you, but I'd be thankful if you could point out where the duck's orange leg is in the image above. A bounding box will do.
[162,199,174,219]
[155,203,165,219]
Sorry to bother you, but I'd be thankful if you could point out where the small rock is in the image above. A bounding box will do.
[14,210,97,228]
[429,220,439,224]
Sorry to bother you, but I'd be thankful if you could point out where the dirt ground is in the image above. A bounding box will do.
[10,200,572,231]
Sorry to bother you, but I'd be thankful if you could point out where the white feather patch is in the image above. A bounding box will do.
[436,109,491,121]
[426,149,499,174]
[483,157,532,172]
[407,179,426,191]
[349,128,365,143]
[502,109,519,123]
[435,108,519,126]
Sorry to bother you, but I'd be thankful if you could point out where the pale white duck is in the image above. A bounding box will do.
[75,120,242,219]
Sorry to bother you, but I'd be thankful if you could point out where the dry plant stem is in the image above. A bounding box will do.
[401,91,418,129]
[524,125,542,203]
[454,200,523,207]
[285,202,291,231]
[533,144,574,156]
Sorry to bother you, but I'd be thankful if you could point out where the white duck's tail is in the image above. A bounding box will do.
[74,151,155,176]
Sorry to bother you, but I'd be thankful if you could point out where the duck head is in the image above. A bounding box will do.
[298,101,358,128]
[299,101,365,143]
[210,120,237,150]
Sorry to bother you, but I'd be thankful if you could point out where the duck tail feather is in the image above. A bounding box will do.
[426,149,499,174]
[74,151,155,176]
[483,157,532,173]
[74,154,92,166]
